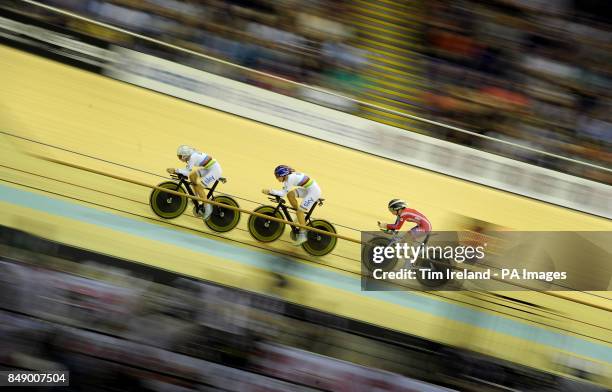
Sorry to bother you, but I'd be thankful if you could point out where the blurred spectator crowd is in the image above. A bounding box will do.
[1,226,596,391]
[3,0,610,183]
[0,239,444,391]
[38,0,369,111]
[422,0,611,182]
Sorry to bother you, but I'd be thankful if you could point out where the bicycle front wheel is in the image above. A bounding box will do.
[248,206,285,242]
[150,181,188,219]
[361,237,399,273]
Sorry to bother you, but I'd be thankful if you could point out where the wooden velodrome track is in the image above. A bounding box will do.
[1,45,611,382]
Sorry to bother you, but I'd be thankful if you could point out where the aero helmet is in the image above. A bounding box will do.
[177,145,195,160]
[388,199,407,211]
[274,165,293,178]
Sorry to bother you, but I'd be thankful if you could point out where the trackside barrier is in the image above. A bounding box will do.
[32,154,612,312]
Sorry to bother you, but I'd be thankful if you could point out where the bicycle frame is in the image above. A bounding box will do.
[382,230,432,267]
[269,196,320,232]
[384,229,430,246]
[173,174,222,208]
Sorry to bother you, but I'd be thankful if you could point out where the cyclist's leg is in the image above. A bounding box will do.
[197,162,222,219]
[299,185,319,211]
[287,189,299,210]
[286,190,304,244]
[200,162,222,188]
[294,189,306,223]
[189,170,207,201]
[392,228,425,268]
[410,226,429,245]
[288,189,304,226]
[297,186,320,233]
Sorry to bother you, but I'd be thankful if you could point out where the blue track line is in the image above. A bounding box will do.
[0,183,609,363]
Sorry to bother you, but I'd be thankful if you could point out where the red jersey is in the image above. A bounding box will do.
[386,208,432,232]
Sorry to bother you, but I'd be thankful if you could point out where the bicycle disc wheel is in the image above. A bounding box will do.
[361,237,399,273]
[205,195,240,233]
[302,219,337,256]
[248,206,285,242]
[150,181,188,219]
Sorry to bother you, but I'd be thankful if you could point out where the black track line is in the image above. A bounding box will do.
[4,149,603,295]
[0,164,363,263]
[3,163,610,312]
[0,130,362,232]
[3,158,598,296]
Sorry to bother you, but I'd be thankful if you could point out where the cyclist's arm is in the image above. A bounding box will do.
[269,174,297,197]
[269,188,288,197]
[386,215,404,231]
[175,167,191,176]
[189,165,207,173]
[176,164,203,177]
[175,155,198,176]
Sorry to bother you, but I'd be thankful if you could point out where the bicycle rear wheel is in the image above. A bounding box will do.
[205,195,240,232]
[302,219,337,256]
[415,258,451,288]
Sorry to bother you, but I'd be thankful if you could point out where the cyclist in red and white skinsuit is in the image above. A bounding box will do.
[378,199,432,243]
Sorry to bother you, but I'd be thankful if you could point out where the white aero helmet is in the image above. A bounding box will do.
[177,145,195,160]
[388,199,407,211]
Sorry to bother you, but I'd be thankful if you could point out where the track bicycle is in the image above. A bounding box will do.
[362,229,451,287]
[248,195,337,256]
[149,173,240,232]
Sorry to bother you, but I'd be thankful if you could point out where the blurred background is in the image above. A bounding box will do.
[1,226,605,391]
[10,0,612,182]
[0,0,611,391]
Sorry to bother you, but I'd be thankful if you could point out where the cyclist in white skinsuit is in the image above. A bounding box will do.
[262,165,321,245]
[167,145,222,221]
